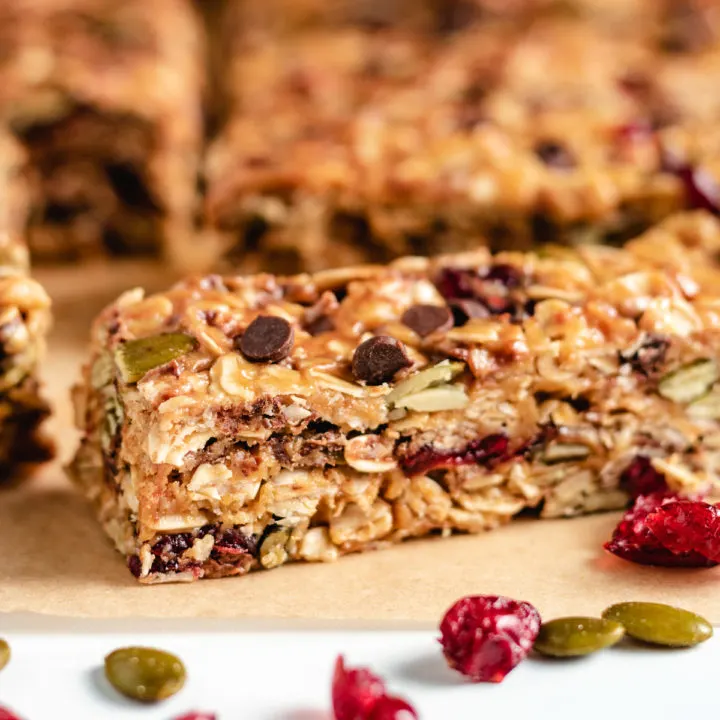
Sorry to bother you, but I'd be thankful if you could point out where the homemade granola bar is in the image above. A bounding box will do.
[0,132,52,475]
[0,0,204,262]
[202,0,720,274]
[71,209,720,583]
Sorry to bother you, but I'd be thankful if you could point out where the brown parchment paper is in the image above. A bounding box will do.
[1,260,719,625]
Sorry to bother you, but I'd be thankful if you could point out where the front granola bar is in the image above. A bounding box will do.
[0,0,204,262]
[71,210,720,583]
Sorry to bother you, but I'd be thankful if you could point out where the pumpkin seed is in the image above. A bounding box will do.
[385,361,464,408]
[542,443,591,464]
[104,646,186,702]
[394,383,469,413]
[688,388,720,420]
[0,639,10,671]
[658,359,718,404]
[114,333,196,384]
[602,602,713,648]
[258,525,292,569]
[534,617,625,657]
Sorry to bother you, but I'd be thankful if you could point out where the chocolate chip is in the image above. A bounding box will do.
[449,299,490,326]
[534,140,576,170]
[352,336,412,385]
[401,304,453,337]
[238,316,294,363]
[305,315,335,336]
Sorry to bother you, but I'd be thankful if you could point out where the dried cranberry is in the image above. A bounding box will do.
[435,267,477,300]
[439,595,540,683]
[646,500,720,563]
[619,334,670,376]
[127,555,142,577]
[662,153,720,214]
[332,656,387,720]
[368,696,418,720]
[173,714,217,720]
[615,121,653,146]
[151,532,193,556]
[401,433,510,476]
[213,528,257,555]
[151,555,180,574]
[434,265,529,322]
[0,709,22,720]
[619,456,668,499]
[604,492,717,567]
[485,263,524,288]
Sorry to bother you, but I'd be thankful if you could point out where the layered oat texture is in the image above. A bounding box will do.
[0,0,204,262]
[202,0,720,275]
[71,209,720,583]
[0,132,52,476]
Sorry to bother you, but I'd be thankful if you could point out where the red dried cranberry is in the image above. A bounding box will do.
[619,334,670,376]
[434,265,529,322]
[152,532,193,556]
[368,696,418,720]
[662,153,720,214]
[173,713,217,720]
[212,528,257,556]
[401,433,510,476]
[646,500,720,563]
[615,121,653,146]
[439,595,541,683]
[0,709,22,720]
[127,555,142,577]
[150,555,180,574]
[619,456,668,499]
[604,492,717,567]
[485,263,524,288]
[435,267,477,300]
[332,656,387,720]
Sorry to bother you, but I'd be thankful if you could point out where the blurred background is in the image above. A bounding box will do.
[1,0,719,276]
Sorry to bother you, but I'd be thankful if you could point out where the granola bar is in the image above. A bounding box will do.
[0,0,204,262]
[71,209,720,583]
[0,131,52,475]
[201,0,720,274]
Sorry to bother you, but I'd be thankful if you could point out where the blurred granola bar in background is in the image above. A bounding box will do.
[0,0,204,262]
[0,131,52,476]
[200,0,720,275]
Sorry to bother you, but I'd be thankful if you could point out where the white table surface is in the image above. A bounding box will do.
[0,618,715,719]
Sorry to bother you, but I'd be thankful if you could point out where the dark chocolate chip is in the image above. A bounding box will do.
[305,315,335,336]
[238,316,295,363]
[401,304,453,337]
[534,140,576,170]
[352,335,412,385]
[450,299,490,326]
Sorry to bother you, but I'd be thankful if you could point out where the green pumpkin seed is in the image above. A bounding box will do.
[602,602,713,648]
[104,646,186,702]
[114,333,196,384]
[658,359,719,404]
[0,639,10,671]
[534,617,625,657]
